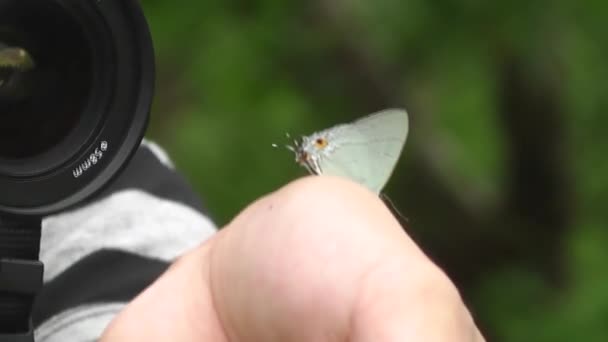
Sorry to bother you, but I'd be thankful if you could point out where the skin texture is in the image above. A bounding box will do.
[100,176,486,341]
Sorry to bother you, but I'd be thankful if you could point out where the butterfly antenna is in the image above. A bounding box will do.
[285,133,302,152]
[277,132,299,151]
[292,135,300,148]
[380,193,409,224]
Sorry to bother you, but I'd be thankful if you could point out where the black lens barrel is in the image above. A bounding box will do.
[0,0,154,216]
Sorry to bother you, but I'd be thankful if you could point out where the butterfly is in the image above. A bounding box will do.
[287,109,408,194]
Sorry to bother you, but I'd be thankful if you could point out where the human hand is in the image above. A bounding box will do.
[100,176,485,341]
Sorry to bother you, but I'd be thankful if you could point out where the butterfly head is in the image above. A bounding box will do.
[287,132,337,175]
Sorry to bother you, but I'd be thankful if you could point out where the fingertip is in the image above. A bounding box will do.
[211,175,432,341]
[263,175,401,232]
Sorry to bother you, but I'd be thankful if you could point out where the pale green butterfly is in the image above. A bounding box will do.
[287,109,409,194]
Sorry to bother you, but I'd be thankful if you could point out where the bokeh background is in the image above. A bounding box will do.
[141,1,607,340]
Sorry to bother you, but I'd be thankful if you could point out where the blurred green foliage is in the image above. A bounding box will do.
[141,0,607,340]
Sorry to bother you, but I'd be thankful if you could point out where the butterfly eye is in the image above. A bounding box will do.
[314,138,328,149]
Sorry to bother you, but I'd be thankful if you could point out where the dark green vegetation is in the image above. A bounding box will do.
[143,1,608,340]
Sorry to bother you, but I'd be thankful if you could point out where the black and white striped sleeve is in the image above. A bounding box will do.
[32,139,217,342]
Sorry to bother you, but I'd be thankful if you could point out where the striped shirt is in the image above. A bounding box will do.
[32,140,217,341]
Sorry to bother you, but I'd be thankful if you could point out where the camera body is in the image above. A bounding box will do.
[0,0,155,340]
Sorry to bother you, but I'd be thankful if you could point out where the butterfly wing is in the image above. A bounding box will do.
[315,126,372,187]
[318,109,409,193]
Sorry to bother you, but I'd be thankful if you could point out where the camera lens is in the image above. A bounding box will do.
[0,0,154,215]
[0,0,92,159]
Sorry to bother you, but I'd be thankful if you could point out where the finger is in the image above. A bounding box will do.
[209,175,480,341]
